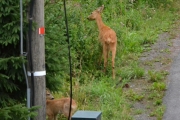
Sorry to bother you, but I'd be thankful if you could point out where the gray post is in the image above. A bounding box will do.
[29,0,46,119]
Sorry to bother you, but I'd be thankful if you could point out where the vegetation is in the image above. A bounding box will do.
[0,104,39,120]
[0,0,28,107]
[0,0,39,119]
[1,0,180,119]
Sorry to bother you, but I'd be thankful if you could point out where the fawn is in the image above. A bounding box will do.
[46,89,77,120]
[87,5,117,79]
[46,89,54,100]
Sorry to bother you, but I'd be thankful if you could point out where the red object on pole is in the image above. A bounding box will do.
[39,27,45,35]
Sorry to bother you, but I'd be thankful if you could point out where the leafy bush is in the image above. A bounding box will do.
[45,0,68,91]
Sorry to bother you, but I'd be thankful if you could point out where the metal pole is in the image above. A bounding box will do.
[20,0,30,120]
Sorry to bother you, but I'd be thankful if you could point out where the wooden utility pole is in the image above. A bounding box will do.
[28,0,46,119]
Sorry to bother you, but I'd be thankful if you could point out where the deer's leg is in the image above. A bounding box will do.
[47,115,54,120]
[54,115,57,120]
[98,45,103,66]
[111,44,116,79]
[103,44,108,73]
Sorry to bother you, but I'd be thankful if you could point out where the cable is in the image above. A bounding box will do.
[63,0,73,120]
[28,0,35,115]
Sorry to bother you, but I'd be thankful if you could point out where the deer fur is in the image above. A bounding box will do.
[87,5,117,79]
[46,89,77,120]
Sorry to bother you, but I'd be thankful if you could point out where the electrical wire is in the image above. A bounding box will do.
[28,0,35,114]
[63,0,73,120]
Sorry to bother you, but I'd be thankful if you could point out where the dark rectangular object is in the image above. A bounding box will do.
[71,110,102,120]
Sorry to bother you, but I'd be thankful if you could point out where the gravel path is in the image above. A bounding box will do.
[163,32,180,120]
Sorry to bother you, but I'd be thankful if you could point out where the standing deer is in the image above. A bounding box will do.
[87,5,117,79]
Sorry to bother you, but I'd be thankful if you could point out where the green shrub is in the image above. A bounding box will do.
[0,0,29,107]
[0,104,39,120]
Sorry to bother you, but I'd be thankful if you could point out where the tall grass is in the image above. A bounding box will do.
[72,78,133,120]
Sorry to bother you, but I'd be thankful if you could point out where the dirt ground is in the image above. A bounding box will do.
[126,20,180,120]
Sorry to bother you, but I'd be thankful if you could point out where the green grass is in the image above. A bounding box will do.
[150,106,165,120]
[147,70,165,82]
[124,90,144,101]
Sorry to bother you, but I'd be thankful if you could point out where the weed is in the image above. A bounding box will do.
[134,109,143,115]
[150,106,165,120]
[153,99,163,106]
[148,90,162,100]
[147,70,164,82]
[118,62,145,80]
[150,82,166,91]
[125,90,144,101]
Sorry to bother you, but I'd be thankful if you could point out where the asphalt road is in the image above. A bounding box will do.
[163,51,180,120]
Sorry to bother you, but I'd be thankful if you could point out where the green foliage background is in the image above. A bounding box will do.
[0,0,38,119]
[0,0,28,107]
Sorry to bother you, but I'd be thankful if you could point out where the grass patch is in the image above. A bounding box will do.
[73,78,133,120]
[147,70,165,82]
[150,106,165,120]
[125,90,144,101]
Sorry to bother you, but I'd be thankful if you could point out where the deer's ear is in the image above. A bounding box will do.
[97,5,104,13]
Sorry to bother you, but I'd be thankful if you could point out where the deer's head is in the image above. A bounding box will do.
[46,89,54,100]
[87,5,104,20]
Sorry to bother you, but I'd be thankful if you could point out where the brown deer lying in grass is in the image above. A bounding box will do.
[46,89,77,120]
[87,5,117,79]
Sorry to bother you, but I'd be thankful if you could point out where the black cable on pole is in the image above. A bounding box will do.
[63,0,73,120]
[28,0,35,113]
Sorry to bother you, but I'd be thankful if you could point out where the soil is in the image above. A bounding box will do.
[125,20,180,120]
